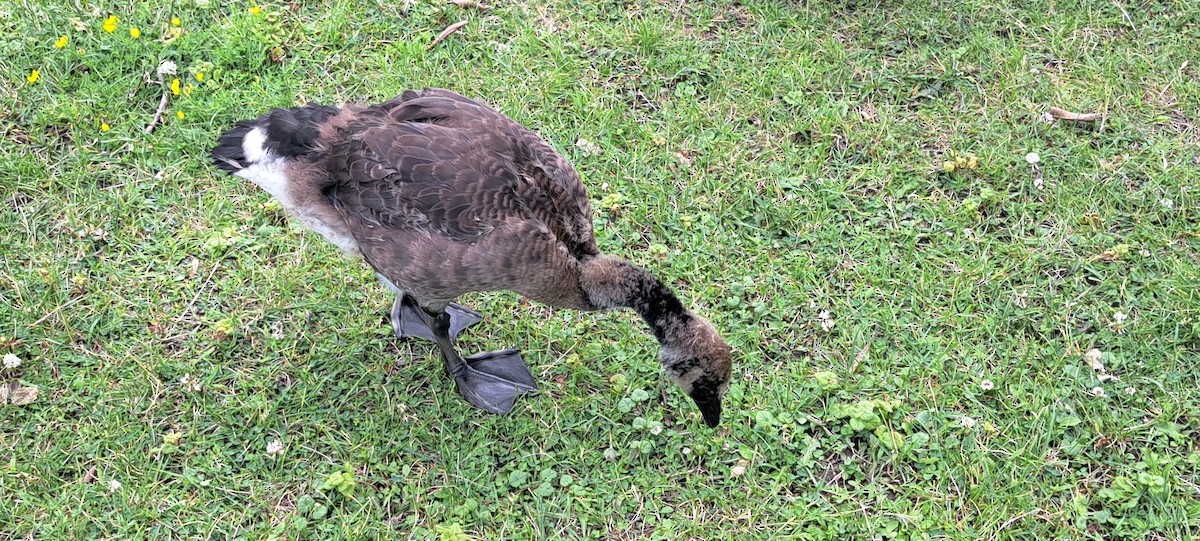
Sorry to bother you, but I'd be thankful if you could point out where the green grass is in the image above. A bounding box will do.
[2,0,1198,538]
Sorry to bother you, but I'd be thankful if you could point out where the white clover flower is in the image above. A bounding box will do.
[730,461,747,477]
[156,60,178,76]
[1084,349,1105,372]
[107,479,122,492]
[1091,387,1107,398]
[818,311,835,332]
[1025,152,1041,165]
[266,439,285,457]
[574,138,603,156]
[961,416,977,429]
[179,374,202,393]
[1125,386,1136,395]
[1113,312,1128,324]
[980,380,995,391]
[1160,199,1174,209]
[650,424,662,436]
[2,353,20,369]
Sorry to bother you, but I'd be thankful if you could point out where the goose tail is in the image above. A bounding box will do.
[211,104,340,174]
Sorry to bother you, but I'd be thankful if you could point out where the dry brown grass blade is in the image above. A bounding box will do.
[429,20,469,50]
[448,0,489,9]
[1048,106,1101,122]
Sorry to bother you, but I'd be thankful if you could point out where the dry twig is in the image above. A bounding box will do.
[145,73,171,134]
[1048,106,1101,122]
[429,20,469,50]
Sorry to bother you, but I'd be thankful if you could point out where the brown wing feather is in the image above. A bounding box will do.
[382,89,599,257]
[323,92,593,308]
[327,121,525,239]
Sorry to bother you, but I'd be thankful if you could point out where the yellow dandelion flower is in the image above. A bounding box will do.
[129,27,141,39]
[171,78,181,95]
[171,17,181,26]
[101,123,111,132]
[195,72,204,81]
[103,15,119,33]
[27,69,40,83]
[54,36,69,48]
[249,6,262,14]
[177,111,185,120]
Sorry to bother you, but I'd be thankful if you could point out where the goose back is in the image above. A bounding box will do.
[308,89,599,310]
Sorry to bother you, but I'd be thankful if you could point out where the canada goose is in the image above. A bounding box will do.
[211,88,732,426]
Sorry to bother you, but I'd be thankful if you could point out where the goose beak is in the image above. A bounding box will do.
[694,397,722,428]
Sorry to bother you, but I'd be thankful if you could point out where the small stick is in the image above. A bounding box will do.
[429,20,469,50]
[145,74,171,134]
[1048,106,1100,122]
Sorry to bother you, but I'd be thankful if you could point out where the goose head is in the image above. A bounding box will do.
[659,315,732,427]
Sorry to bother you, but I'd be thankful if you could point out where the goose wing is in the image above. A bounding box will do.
[326,119,527,241]
[380,89,599,257]
[325,108,581,306]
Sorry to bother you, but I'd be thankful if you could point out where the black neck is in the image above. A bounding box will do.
[626,271,689,346]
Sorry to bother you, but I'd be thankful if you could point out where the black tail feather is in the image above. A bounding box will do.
[264,105,340,157]
[210,104,339,174]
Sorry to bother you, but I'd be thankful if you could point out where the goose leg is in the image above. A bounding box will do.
[391,295,481,342]
[421,307,538,414]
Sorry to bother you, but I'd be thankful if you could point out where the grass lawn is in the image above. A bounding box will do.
[2,0,1198,538]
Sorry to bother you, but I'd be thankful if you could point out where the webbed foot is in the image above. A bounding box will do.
[391,295,481,342]
[450,349,538,414]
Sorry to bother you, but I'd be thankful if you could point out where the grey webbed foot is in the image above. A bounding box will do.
[391,295,481,342]
[451,349,538,414]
